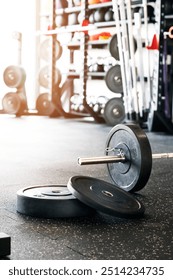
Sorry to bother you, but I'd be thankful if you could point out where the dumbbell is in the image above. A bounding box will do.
[104,8,114,22]
[78,123,173,193]
[40,39,63,61]
[38,66,62,89]
[89,11,95,24]
[36,93,58,116]
[3,65,26,89]
[56,14,68,27]
[68,12,78,25]
[93,8,107,22]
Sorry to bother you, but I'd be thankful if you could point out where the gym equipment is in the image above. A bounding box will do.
[92,96,108,114]
[68,13,78,25]
[109,34,119,60]
[2,31,28,116]
[17,185,95,218]
[2,92,22,115]
[104,8,114,22]
[3,65,26,88]
[56,0,68,9]
[88,62,104,72]
[36,93,57,116]
[0,233,11,257]
[40,39,62,61]
[55,14,68,27]
[38,65,62,88]
[133,12,148,119]
[109,34,137,61]
[68,176,145,218]
[103,97,125,126]
[93,8,107,22]
[78,123,171,192]
[164,2,173,15]
[89,12,95,24]
[163,36,170,119]
[105,65,123,93]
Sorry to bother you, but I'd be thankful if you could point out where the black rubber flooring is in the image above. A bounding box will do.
[0,115,173,260]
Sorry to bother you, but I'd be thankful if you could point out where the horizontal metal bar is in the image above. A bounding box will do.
[152,153,173,159]
[78,155,125,165]
[78,152,173,166]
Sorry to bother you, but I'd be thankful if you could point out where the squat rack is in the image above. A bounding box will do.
[112,0,173,133]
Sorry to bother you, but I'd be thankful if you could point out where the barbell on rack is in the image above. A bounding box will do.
[78,123,173,192]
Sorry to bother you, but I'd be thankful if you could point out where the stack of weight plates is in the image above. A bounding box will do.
[17,176,145,219]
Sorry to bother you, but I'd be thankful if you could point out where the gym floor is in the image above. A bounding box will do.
[0,114,173,260]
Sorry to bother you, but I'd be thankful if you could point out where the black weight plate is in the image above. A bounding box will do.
[2,92,21,114]
[17,185,95,218]
[109,34,119,60]
[105,65,123,93]
[40,39,63,61]
[38,65,62,89]
[104,98,125,126]
[36,93,57,116]
[67,176,145,218]
[3,65,26,88]
[109,34,137,60]
[105,124,152,192]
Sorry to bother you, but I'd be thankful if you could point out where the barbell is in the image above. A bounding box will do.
[78,123,173,192]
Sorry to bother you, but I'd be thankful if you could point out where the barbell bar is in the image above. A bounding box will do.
[77,124,173,192]
[78,152,173,165]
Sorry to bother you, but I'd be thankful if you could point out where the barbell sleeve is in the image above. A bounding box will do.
[78,153,173,166]
[78,155,126,165]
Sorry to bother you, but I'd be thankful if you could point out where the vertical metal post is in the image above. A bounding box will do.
[50,0,57,104]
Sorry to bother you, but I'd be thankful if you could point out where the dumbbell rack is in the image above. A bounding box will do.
[112,0,173,133]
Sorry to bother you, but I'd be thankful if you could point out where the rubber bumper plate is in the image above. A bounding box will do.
[17,185,95,218]
[105,124,152,192]
[67,176,145,218]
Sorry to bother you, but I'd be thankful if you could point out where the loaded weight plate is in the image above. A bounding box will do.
[2,92,21,114]
[17,185,95,218]
[109,35,137,60]
[3,65,26,88]
[109,34,120,60]
[40,39,63,61]
[104,97,125,126]
[105,124,152,192]
[36,93,58,116]
[67,176,145,218]
[105,65,123,93]
[38,65,62,89]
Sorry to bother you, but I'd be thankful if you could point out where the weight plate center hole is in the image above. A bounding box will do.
[41,188,71,196]
[114,76,121,84]
[112,107,120,116]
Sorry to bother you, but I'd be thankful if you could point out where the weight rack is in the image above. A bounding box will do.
[148,0,173,133]
[44,0,105,122]
[112,0,173,133]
